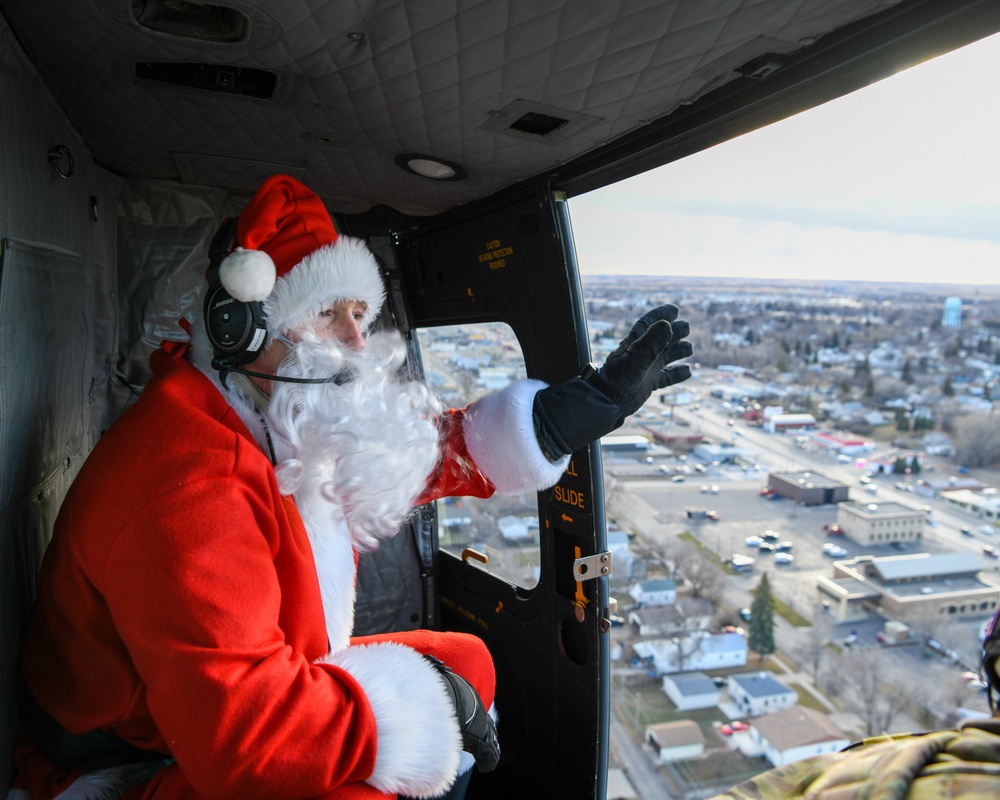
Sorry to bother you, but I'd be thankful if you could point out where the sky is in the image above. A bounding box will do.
[569,30,1000,286]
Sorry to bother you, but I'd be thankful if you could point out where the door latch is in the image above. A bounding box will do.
[573,551,612,582]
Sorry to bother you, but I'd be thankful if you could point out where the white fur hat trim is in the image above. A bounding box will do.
[263,236,385,338]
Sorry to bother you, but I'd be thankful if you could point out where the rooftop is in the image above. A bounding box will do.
[729,671,794,699]
[868,552,985,582]
[664,672,718,696]
[752,706,848,751]
[773,470,841,489]
[645,720,705,748]
[839,500,921,518]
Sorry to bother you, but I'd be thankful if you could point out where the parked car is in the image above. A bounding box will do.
[961,527,974,537]
[671,475,685,483]
[984,545,998,558]
[774,553,794,565]
[730,721,750,732]
[706,510,720,521]
[979,525,995,536]
[738,608,752,622]
[710,485,720,494]
[775,541,793,552]
[761,530,780,543]
[823,544,848,558]
[745,536,763,547]
[758,543,775,554]
[824,523,844,536]
[864,484,878,494]
[719,724,733,736]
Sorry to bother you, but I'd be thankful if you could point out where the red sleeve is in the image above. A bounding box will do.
[416,407,495,505]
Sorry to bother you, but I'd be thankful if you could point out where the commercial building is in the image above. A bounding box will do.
[835,501,925,546]
[816,552,1000,623]
[767,471,848,507]
[940,489,1000,525]
[764,413,817,434]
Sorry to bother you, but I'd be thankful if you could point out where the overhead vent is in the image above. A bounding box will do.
[131,0,248,43]
[135,62,277,99]
[508,112,568,138]
[480,100,600,145]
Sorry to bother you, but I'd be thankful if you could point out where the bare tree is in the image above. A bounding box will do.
[795,617,833,684]
[953,413,1000,467]
[846,648,911,736]
[670,540,726,601]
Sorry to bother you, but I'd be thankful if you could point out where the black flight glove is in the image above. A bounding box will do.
[425,655,500,772]
[533,304,693,461]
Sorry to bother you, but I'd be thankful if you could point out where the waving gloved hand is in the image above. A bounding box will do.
[533,304,693,461]
[425,656,500,772]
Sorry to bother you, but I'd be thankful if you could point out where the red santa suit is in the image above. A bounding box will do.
[13,175,570,800]
[17,344,567,800]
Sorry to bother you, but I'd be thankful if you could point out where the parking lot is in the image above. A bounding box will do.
[607,462,994,706]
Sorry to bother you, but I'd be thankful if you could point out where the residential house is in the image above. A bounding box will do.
[628,597,714,637]
[628,578,677,608]
[645,720,706,764]
[633,632,747,676]
[661,671,720,711]
[728,671,797,717]
[607,530,636,583]
[750,706,851,767]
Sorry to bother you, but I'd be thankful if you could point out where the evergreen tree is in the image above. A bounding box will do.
[748,573,776,661]
[943,375,955,397]
[892,457,907,475]
[902,358,913,383]
[909,457,921,475]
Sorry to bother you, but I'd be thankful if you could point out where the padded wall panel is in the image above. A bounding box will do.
[0,11,117,790]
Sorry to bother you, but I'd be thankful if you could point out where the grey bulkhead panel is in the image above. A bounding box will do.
[1,13,114,790]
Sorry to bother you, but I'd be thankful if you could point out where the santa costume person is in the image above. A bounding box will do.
[14,175,693,800]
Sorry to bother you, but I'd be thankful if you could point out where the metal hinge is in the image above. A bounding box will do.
[573,551,612,582]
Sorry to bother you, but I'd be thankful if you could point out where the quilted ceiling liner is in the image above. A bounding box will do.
[0,0,944,216]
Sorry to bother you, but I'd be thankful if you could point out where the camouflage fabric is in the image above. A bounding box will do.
[709,718,1000,800]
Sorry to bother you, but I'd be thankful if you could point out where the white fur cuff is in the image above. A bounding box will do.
[324,643,462,798]
[462,379,570,494]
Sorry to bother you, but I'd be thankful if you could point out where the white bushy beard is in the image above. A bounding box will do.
[265,329,442,553]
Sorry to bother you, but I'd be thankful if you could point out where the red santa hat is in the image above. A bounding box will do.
[218,174,385,337]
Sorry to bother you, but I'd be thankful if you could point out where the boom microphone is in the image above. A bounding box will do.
[212,358,353,385]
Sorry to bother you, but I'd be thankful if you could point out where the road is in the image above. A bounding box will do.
[609,705,676,800]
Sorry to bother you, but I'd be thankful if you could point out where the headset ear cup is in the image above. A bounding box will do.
[203,283,268,365]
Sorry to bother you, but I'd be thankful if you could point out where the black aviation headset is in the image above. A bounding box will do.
[203,217,269,372]
[202,217,346,386]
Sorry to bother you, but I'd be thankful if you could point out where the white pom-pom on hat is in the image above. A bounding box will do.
[219,247,277,303]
